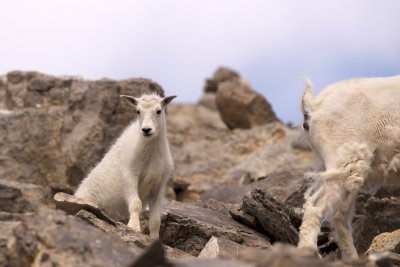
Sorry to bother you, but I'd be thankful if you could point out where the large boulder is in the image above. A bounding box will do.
[203,67,240,93]
[215,79,279,129]
[0,71,163,190]
[3,208,141,267]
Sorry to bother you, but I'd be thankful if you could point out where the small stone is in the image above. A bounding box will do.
[366,229,400,254]
[198,236,246,259]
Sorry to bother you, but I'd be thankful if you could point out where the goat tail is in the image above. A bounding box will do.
[301,76,315,115]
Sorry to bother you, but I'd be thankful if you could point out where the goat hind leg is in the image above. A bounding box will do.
[298,180,342,254]
[332,193,358,261]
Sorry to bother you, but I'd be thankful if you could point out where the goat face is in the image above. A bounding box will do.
[120,94,176,138]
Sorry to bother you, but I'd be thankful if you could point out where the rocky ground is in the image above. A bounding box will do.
[0,68,399,266]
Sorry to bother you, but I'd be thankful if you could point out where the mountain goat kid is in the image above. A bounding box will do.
[75,94,176,239]
[298,76,400,260]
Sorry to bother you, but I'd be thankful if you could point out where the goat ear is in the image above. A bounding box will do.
[120,95,138,106]
[162,95,177,107]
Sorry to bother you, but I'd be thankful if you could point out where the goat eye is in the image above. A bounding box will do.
[136,110,140,115]
[156,110,161,115]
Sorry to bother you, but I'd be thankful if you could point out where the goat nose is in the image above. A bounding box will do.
[142,128,151,134]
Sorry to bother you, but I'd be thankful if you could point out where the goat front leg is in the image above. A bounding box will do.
[127,195,142,232]
[123,170,142,232]
[148,180,167,239]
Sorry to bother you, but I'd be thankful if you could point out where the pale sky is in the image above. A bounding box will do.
[1,0,399,123]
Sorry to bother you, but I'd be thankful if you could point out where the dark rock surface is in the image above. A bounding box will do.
[160,200,271,256]
[236,189,301,244]
[353,195,400,254]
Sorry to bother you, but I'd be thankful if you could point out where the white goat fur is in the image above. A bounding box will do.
[75,93,175,239]
[298,76,400,260]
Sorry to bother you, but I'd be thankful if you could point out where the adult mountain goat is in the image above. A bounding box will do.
[75,93,176,239]
[297,76,400,260]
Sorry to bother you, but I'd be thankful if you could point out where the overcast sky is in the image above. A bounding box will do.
[1,0,399,123]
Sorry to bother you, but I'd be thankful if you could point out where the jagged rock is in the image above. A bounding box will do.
[4,208,141,267]
[0,179,52,212]
[0,71,163,189]
[54,192,117,225]
[215,78,279,129]
[201,171,307,204]
[229,208,266,234]
[198,236,247,259]
[366,229,400,255]
[203,67,240,93]
[76,209,151,248]
[239,189,301,244]
[160,200,271,256]
[76,209,193,260]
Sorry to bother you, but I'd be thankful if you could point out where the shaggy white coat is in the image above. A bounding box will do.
[298,75,400,260]
[75,94,175,239]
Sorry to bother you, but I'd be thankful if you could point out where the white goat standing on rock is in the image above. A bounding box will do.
[297,76,400,260]
[75,93,176,239]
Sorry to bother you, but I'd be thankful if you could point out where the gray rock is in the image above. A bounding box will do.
[215,79,279,129]
[76,209,150,248]
[54,192,117,225]
[0,179,52,213]
[353,196,400,254]
[203,67,240,93]
[5,208,141,267]
[76,209,193,260]
[239,189,301,244]
[160,200,271,256]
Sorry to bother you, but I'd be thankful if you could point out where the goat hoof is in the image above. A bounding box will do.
[127,221,141,232]
[298,246,322,259]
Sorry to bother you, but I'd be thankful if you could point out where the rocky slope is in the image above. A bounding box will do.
[0,69,398,266]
